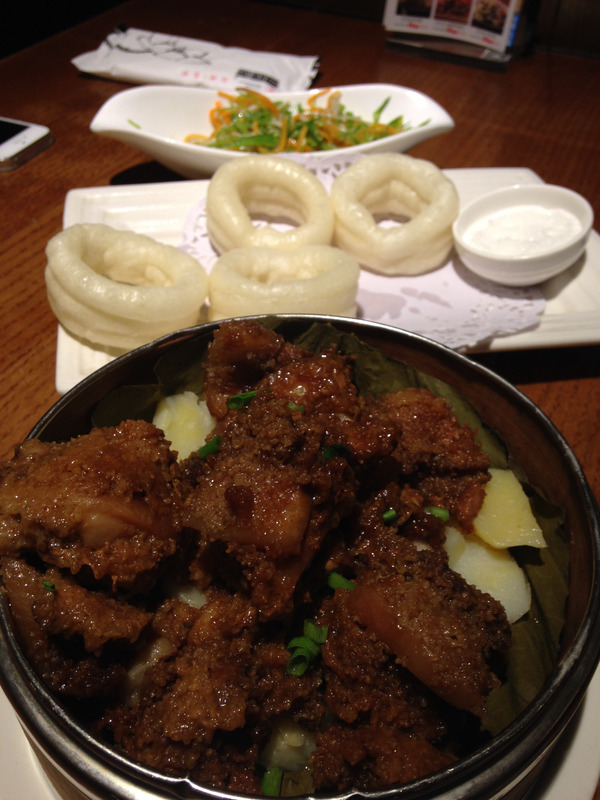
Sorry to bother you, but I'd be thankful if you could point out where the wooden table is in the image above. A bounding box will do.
[0,0,599,793]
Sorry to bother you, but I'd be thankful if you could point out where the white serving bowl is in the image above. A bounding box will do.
[90,83,454,177]
[453,184,594,287]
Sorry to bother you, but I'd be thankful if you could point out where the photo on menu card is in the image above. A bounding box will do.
[383,0,523,54]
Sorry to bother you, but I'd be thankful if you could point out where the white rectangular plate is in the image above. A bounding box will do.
[56,167,600,394]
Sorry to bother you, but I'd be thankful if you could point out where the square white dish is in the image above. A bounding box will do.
[55,167,600,395]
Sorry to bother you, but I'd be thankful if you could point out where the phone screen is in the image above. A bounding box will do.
[0,119,27,144]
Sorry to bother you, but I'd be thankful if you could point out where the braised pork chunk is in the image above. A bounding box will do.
[0,419,182,588]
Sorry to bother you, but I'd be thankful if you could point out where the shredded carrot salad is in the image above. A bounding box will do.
[184,88,418,153]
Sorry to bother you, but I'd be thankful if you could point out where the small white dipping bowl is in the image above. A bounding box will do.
[453,184,594,286]
[90,83,454,177]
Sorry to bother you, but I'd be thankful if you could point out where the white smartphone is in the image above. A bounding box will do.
[0,116,53,171]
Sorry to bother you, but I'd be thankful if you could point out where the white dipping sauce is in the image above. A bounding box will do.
[464,204,582,258]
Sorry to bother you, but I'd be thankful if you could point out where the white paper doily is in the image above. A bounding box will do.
[180,154,545,352]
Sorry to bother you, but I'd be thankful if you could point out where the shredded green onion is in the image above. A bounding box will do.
[372,97,391,124]
[287,401,305,414]
[261,766,283,796]
[185,88,415,154]
[42,579,55,593]
[425,506,450,522]
[197,436,222,459]
[327,571,356,591]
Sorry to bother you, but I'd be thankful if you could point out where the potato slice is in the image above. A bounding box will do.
[444,527,531,623]
[443,524,466,563]
[473,468,546,549]
[153,391,216,461]
[260,716,317,772]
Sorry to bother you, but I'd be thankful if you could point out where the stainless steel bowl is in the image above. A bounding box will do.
[1,315,599,800]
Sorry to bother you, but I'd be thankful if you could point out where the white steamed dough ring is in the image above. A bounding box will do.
[205,156,335,254]
[330,153,459,275]
[45,223,208,350]
[207,245,360,322]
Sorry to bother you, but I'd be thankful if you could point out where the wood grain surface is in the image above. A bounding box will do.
[0,1,599,793]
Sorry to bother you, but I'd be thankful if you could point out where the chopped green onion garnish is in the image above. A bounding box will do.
[286,646,317,676]
[327,571,355,591]
[287,636,320,658]
[261,766,283,796]
[127,119,141,129]
[286,650,312,676]
[287,401,305,414]
[227,390,259,409]
[42,579,55,593]
[425,506,450,522]
[303,619,328,644]
[382,508,398,524]
[322,443,351,460]
[197,435,222,459]
[285,619,329,676]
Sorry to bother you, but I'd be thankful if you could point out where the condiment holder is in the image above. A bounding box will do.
[453,184,594,286]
